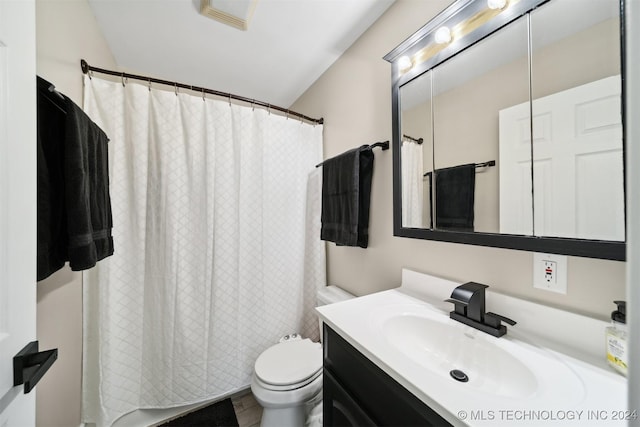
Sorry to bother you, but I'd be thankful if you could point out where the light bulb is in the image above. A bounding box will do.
[487,0,507,10]
[398,56,413,72]
[434,26,452,44]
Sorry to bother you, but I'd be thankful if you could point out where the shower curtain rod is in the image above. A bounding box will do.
[80,59,324,125]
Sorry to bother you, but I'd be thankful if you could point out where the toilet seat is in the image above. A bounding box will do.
[254,338,322,391]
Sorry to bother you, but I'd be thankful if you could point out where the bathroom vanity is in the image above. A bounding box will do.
[317,270,628,427]
[323,324,450,426]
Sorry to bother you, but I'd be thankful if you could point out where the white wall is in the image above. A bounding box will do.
[35,1,115,426]
[625,0,640,423]
[292,0,626,320]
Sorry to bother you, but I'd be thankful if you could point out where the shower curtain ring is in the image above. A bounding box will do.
[267,104,271,115]
[251,100,255,111]
[121,73,125,87]
[175,83,178,96]
[148,79,151,92]
[228,94,231,107]
[88,70,93,80]
[286,110,289,120]
[202,88,205,102]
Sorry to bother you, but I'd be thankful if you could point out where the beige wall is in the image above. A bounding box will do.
[292,0,626,319]
[35,1,115,426]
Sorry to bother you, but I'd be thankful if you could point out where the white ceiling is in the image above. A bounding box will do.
[88,0,396,107]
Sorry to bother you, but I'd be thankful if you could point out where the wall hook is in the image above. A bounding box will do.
[13,341,58,394]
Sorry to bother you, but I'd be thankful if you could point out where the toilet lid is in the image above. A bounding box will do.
[255,338,322,386]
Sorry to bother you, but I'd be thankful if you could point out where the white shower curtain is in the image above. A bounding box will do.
[81,76,326,427]
[401,140,424,227]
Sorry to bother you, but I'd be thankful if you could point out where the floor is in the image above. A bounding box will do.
[231,391,263,427]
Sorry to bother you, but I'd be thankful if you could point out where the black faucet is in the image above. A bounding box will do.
[445,282,516,338]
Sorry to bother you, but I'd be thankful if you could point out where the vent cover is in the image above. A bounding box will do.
[200,0,259,31]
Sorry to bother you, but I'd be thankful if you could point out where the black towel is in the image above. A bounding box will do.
[320,145,374,248]
[36,76,114,280]
[63,98,114,271]
[435,164,476,231]
[37,77,68,280]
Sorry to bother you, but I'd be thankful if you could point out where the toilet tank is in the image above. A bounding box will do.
[317,285,355,306]
[316,286,355,341]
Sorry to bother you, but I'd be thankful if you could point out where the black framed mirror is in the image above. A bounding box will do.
[384,0,625,261]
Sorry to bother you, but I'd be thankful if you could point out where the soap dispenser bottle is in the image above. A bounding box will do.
[605,300,627,376]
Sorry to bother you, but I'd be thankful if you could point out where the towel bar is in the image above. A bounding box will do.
[315,140,389,168]
[13,341,58,394]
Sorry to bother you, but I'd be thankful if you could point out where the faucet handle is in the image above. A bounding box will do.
[485,312,517,327]
[444,298,468,317]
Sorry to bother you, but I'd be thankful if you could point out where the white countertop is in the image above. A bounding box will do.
[316,270,628,426]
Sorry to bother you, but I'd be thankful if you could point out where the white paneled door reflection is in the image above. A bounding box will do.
[500,75,624,241]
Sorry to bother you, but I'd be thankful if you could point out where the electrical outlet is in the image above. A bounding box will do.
[533,253,567,294]
[544,260,556,283]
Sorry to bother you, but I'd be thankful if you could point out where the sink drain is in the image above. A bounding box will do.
[450,369,469,382]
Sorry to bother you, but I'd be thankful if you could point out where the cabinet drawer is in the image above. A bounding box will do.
[323,368,377,427]
[323,324,451,427]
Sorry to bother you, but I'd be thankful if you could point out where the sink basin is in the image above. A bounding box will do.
[373,302,588,405]
[381,313,538,398]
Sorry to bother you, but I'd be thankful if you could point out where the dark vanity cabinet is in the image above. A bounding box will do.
[323,324,452,427]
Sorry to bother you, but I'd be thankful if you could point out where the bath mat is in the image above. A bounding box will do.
[159,398,239,427]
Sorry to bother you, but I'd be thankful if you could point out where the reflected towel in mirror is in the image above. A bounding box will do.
[435,164,475,231]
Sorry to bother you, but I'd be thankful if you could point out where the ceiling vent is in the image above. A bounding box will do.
[200,0,259,31]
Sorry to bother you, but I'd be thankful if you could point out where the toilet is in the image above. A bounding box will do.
[251,285,355,427]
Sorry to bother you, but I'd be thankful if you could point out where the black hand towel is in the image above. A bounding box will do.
[435,163,476,231]
[321,145,374,248]
[63,98,114,271]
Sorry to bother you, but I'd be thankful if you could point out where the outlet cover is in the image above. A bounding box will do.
[533,253,567,294]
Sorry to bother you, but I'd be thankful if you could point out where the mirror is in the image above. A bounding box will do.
[432,15,529,233]
[400,71,433,229]
[529,0,623,241]
[386,0,625,260]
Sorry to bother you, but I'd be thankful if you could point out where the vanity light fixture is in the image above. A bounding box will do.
[434,26,452,44]
[398,56,413,72]
[487,0,508,10]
